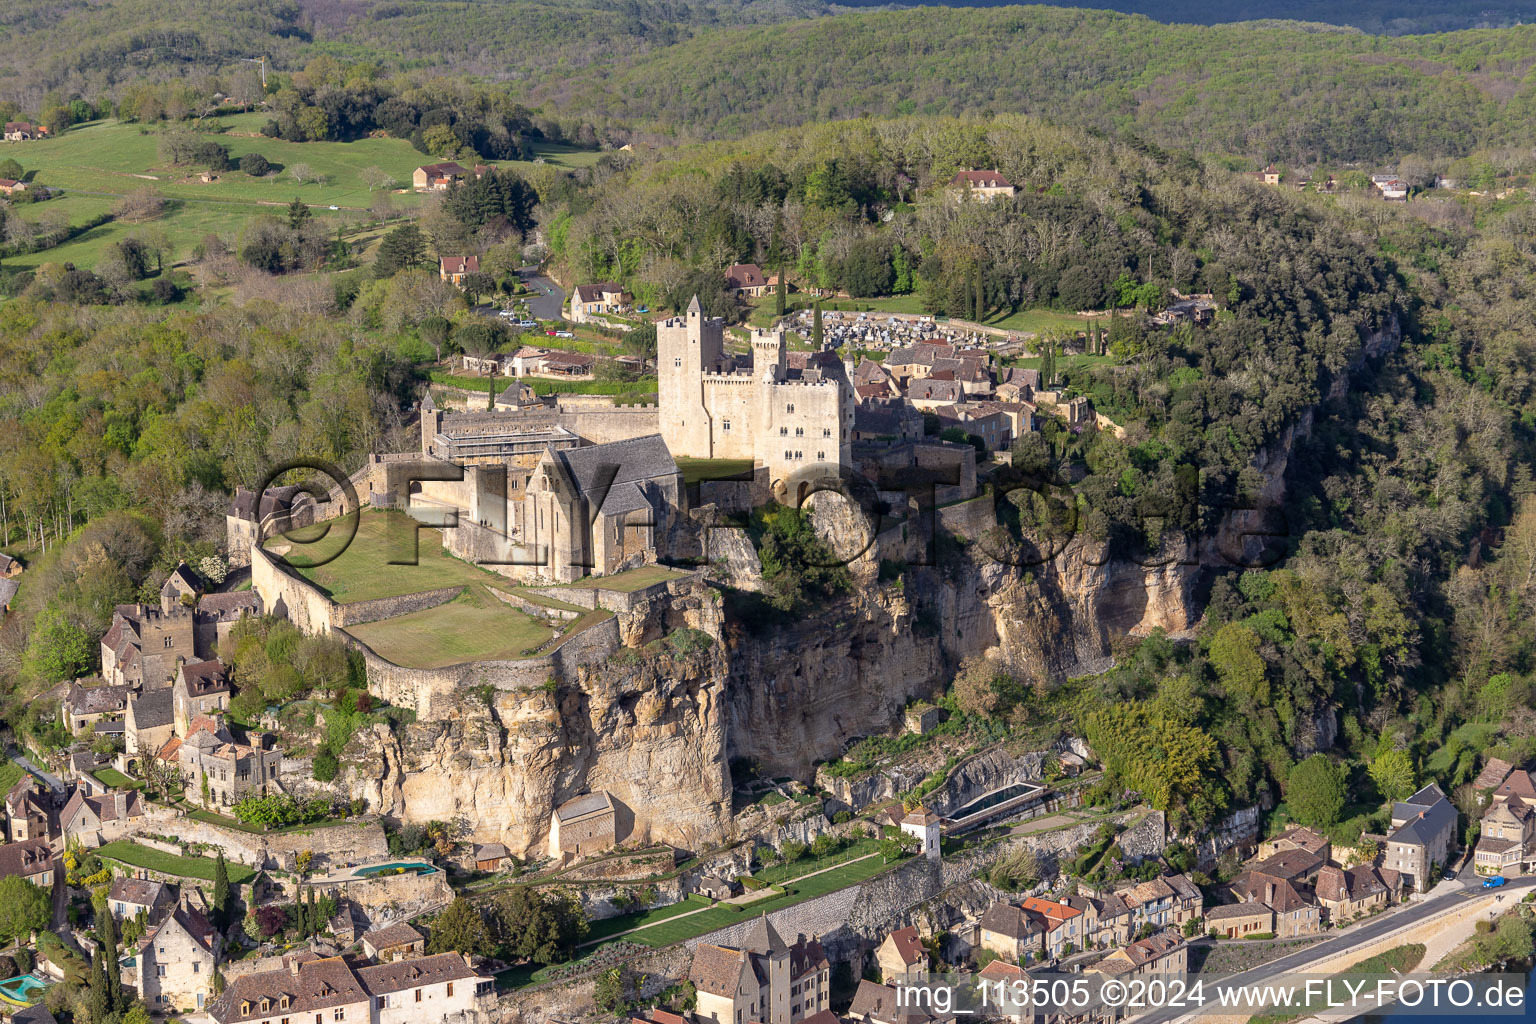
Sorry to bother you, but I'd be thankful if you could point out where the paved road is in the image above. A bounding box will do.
[517,267,565,321]
[11,749,64,794]
[1137,874,1534,1024]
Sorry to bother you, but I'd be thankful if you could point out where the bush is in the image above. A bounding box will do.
[241,153,271,176]
[312,750,339,782]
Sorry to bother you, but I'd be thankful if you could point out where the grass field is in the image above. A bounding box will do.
[984,308,1098,334]
[4,116,600,273]
[97,840,256,883]
[587,565,689,592]
[345,584,554,668]
[674,457,756,484]
[273,509,515,604]
[0,761,24,796]
[92,767,143,790]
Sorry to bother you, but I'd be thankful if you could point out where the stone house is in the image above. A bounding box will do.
[1088,931,1187,978]
[725,264,770,297]
[362,923,425,962]
[173,659,232,735]
[851,401,924,444]
[1248,165,1282,185]
[356,953,496,1024]
[5,776,52,843]
[3,122,41,141]
[875,926,926,982]
[109,877,173,923]
[59,786,147,847]
[658,297,854,489]
[411,162,468,191]
[1205,902,1273,939]
[691,917,829,1024]
[900,807,941,862]
[438,255,479,287]
[63,681,129,735]
[976,901,1043,962]
[1259,825,1332,863]
[1018,896,1085,958]
[126,687,175,758]
[548,791,616,858]
[101,600,195,690]
[1476,767,1536,876]
[1229,872,1320,938]
[0,837,56,888]
[472,843,510,872]
[570,282,631,323]
[1314,864,1400,923]
[848,980,934,1024]
[696,874,739,901]
[135,893,222,1012]
[947,170,1016,201]
[174,719,284,810]
[1249,849,1324,885]
[211,954,370,1024]
[1383,783,1458,892]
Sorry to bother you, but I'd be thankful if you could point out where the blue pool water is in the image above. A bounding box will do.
[0,974,47,1004]
[353,861,438,878]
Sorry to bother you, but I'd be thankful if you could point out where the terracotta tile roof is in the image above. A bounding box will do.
[362,922,423,950]
[1019,896,1082,929]
[1495,770,1536,802]
[356,951,484,995]
[440,255,480,275]
[0,838,54,879]
[725,264,767,289]
[884,925,925,967]
[949,170,1013,189]
[977,960,1026,978]
[1476,758,1516,790]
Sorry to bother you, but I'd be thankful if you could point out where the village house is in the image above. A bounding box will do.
[59,786,147,848]
[658,296,854,489]
[1248,165,1281,185]
[569,282,632,323]
[901,807,942,862]
[136,893,221,1012]
[3,122,43,141]
[1475,766,1536,876]
[1088,931,1187,978]
[1371,174,1409,200]
[848,980,936,1024]
[1205,902,1273,939]
[883,342,956,384]
[412,162,468,191]
[0,178,26,195]
[4,777,51,843]
[1314,864,1400,923]
[933,404,1012,450]
[109,877,173,923]
[690,916,830,1024]
[63,682,129,735]
[357,953,496,1024]
[696,874,739,901]
[172,659,233,735]
[0,838,56,889]
[210,951,495,1024]
[1020,896,1085,958]
[126,687,175,758]
[976,901,1043,963]
[947,170,1016,201]
[362,923,425,962]
[549,791,617,858]
[1228,872,1320,937]
[1249,849,1324,885]
[875,926,927,982]
[1259,825,1332,863]
[438,255,480,287]
[907,378,966,410]
[725,263,771,297]
[171,718,284,810]
[1383,783,1458,891]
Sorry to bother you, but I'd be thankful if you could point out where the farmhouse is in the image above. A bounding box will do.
[3,122,42,141]
[412,162,468,190]
[570,282,631,323]
[725,263,770,297]
[0,178,26,195]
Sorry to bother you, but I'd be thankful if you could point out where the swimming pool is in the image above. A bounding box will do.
[352,861,438,878]
[0,973,47,1005]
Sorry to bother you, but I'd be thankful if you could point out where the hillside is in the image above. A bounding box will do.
[533,7,1536,162]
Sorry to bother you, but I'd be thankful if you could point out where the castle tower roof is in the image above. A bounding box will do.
[743,913,788,956]
[687,294,703,315]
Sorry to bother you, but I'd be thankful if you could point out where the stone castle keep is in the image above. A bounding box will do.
[658,297,854,488]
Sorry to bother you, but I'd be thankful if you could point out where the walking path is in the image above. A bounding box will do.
[573,851,883,949]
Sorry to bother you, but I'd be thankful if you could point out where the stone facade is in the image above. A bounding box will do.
[658,297,853,488]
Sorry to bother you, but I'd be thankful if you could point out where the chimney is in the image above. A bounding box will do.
[1265,883,1275,904]
[114,791,128,818]
[289,956,302,976]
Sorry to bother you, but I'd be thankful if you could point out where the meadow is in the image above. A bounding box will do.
[2,116,599,273]
[345,584,555,668]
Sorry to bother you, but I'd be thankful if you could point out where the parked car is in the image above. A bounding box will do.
[546,330,558,336]
[1484,875,1508,888]
[554,330,574,338]
[517,320,538,328]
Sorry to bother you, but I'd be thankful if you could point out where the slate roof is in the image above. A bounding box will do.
[1252,849,1322,881]
[200,591,260,617]
[129,688,175,730]
[179,658,231,694]
[67,682,128,716]
[1476,758,1516,791]
[362,922,423,950]
[553,791,614,822]
[1389,783,1457,847]
[109,876,168,908]
[742,914,789,956]
[553,436,677,516]
[12,1005,58,1024]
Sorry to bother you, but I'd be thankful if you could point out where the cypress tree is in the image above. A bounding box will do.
[812,300,823,349]
[287,196,311,230]
[212,853,230,929]
[974,268,984,322]
[87,949,109,1024]
[775,266,786,318]
[100,907,123,1011]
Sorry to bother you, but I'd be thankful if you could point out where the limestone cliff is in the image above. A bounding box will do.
[346,639,732,860]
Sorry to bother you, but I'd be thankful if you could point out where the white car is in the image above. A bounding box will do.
[554,330,574,338]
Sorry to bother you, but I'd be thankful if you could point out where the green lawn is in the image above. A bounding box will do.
[0,761,24,796]
[96,841,255,883]
[590,852,901,950]
[674,457,756,484]
[588,565,689,592]
[752,838,880,884]
[345,584,556,668]
[272,509,515,604]
[92,768,143,790]
[1006,352,1117,374]
[583,894,715,942]
[6,118,600,273]
[983,308,1098,334]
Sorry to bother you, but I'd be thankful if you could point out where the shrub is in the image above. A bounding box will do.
[312,750,339,782]
[241,153,271,176]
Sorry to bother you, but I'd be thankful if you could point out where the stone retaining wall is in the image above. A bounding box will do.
[310,867,453,917]
[139,818,388,873]
[252,545,335,635]
[332,586,464,628]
